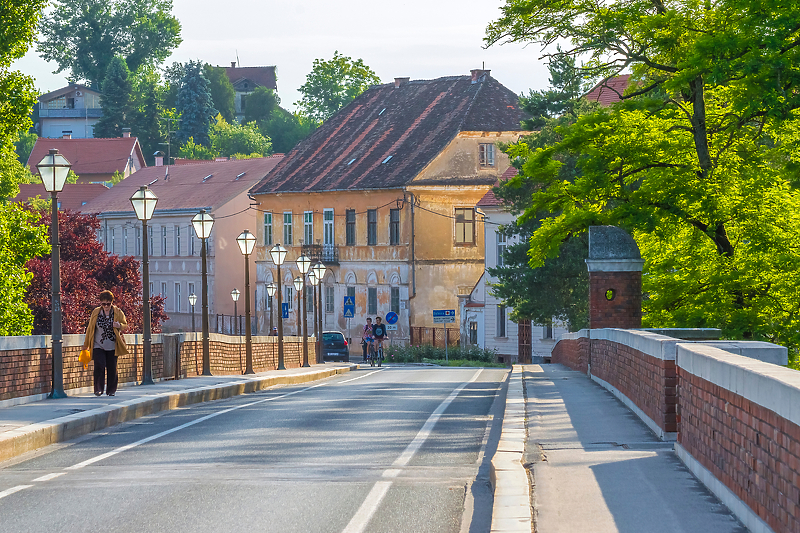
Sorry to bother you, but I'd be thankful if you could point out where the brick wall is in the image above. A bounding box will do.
[589,271,642,329]
[550,335,589,374]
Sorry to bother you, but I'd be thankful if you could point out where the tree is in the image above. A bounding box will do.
[93,56,133,138]
[211,115,271,158]
[37,0,181,88]
[176,61,216,147]
[176,137,215,160]
[130,67,165,165]
[25,209,167,335]
[14,131,37,165]
[244,86,279,126]
[485,1,800,354]
[296,51,380,123]
[204,64,236,123]
[262,108,317,154]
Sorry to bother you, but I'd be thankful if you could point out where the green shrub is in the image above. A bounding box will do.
[383,344,499,364]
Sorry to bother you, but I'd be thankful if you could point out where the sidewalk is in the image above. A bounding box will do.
[0,363,356,464]
[524,364,748,533]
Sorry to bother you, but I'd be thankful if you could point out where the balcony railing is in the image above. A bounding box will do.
[40,108,103,118]
[302,244,339,265]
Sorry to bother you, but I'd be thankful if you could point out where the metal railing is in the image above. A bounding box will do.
[302,243,339,265]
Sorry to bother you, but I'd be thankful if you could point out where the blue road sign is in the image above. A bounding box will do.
[343,296,355,318]
[433,309,456,323]
[282,302,289,319]
[343,296,355,306]
[385,311,399,325]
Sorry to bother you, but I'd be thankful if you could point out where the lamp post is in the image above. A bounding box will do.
[37,149,71,398]
[188,293,197,332]
[192,209,214,375]
[129,185,158,385]
[295,254,311,367]
[312,262,327,364]
[269,244,288,369]
[266,282,276,334]
[309,270,319,361]
[293,276,303,338]
[231,289,240,335]
[236,230,257,374]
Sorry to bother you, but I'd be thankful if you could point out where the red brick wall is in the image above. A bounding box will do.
[589,271,642,329]
[679,370,800,532]
[551,337,589,374]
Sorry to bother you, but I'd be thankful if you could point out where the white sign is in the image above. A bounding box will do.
[386,324,398,331]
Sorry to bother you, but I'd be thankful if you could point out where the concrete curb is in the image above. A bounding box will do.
[490,365,532,532]
[0,365,356,464]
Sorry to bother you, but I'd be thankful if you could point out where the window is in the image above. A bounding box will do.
[323,209,334,245]
[162,227,168,255]
[283,212,293,245]
[326,286,334,313]
[347,286,355,302]
[123,228,128,255]
[190,230,196,255]
[389,208,400,245]
[346,209,356,245]
[161,282,167,298]
[305,286,314,312]
[175,226,181,256]
[304,211,313,245]
[149,282,153,297]
[469,322,478,345]
[455,208,475,245]
[136,227,141,256]
[240,94,247,112]
[368,287,377,315]
[479,143,495,167]
[391,287,400,315]
[188,282,195,304]
[497,230,507,267]
[497,305,506,337]
[367,209,377,245]
[148,226,153,255]
[111,227,116,254]
[174,283,181,313]
[285,287,293,310]
[263,213,273,246]
[543,323,553,339]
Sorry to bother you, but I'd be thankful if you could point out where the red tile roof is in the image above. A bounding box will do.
[251,74,528,194]
[223,66,277,91]
[13,183,109,210]
[585,74,632,106]
[27,137,146,178]
[79,156,284,214]
[476,167,517,207]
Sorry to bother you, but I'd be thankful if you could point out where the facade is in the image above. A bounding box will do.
[250,70,528,343]
[80,156,284,333]
[223,63,278,122]
[37,84,102,139]
[27,136,146,184]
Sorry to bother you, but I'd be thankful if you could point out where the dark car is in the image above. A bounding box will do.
[322,331,349,362]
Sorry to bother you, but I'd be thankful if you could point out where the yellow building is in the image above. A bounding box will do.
[249,70,527,343]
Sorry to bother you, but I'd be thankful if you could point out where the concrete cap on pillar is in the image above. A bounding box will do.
[586,226,644,272]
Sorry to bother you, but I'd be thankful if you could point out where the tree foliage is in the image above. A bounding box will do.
[37,0,181,87]
[211,115,271,158]
[296,51,380,123]
[129,67,166,165]
[486,0,800,354]
[176,61,216,147]
[204,64,236,123]
[14,130,37,165]
[262,108,317,154]
[93,56,132,138]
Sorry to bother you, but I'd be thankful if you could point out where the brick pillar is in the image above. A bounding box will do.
[585,226,644,329]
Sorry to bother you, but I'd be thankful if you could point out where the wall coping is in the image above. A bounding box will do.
[585,259,645,272]
[0,333,315,350]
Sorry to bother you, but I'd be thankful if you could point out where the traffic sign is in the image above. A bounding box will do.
[386,324,398,331]
[343,307,355,318]
[343,296,355,318]
[343,296,355,306]
[385,311,399,325]
[433,309,456,323]
[282,302,289,319]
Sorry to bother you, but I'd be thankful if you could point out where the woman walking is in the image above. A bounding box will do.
[83,290,128,396]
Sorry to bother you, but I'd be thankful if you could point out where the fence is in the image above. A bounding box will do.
[215,314,257,335]
[409,327,460,348]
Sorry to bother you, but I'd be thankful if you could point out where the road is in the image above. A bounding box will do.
[0,366,508,533]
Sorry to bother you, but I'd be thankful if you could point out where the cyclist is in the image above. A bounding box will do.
[361,317,374,362]
[372,316,387,362]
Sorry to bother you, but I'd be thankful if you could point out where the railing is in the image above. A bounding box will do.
[39,108,103,118]
[302,243,339,265]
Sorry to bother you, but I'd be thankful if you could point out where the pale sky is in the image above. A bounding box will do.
[14,0,551,111]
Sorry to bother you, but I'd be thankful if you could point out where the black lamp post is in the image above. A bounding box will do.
[192,209,214,375]
[237,230,256,374]
[188,293,197,332]
[269,244,288,369]
[309,270,319,361]
[231,288,240,335]
[293,276,303,339]
[266,282,276,334]
[129,185,158,385]
[37,149,71,399]
[312,262,327,364]
[293,253,310,366]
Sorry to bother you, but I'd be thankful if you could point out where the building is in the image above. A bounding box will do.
[249,70,528,343]
[223,63,278,122]
[27,135,147,184]
[12,183,109,210]
[80,156,285,333]
[585,74,632,105]
[37,84,102,139]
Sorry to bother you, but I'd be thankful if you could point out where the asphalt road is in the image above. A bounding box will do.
[0,366,508,533]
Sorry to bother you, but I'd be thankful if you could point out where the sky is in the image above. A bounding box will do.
[14,0,552,111]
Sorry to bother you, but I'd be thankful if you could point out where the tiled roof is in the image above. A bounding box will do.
[585,74,631,106]
[476,167,517,207]
[251,74,527,194]
[13,183,109,210]
[38,84,99,102]
[223,66,277,91]
[79,156,284,214]
[27,138,146,176]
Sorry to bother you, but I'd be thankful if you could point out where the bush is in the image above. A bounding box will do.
[383,344,499,364]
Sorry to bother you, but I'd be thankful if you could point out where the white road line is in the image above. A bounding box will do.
[339,370,383,384]
[0,485,33,499]
[32,473,65,482]
[341,369,483,533]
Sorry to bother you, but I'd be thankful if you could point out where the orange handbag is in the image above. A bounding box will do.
[79,348,92,369]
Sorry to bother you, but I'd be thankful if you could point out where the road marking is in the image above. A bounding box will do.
[0,485,33,499]
[32,473,65,482]
[66,381,330,471]
[342,369,483,533]
[339,370,383,384]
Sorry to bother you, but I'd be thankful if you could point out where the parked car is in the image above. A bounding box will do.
[322,331,349,362]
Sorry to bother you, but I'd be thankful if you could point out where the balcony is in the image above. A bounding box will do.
[40,108,103,118]
[302,244,339,265]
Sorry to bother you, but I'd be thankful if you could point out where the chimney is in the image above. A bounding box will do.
[154,151,164,167]
[62,132,72,139]
[122,128,131,138]
[471,69,491,84]
[231,61,237,68]
[394,77,410,88]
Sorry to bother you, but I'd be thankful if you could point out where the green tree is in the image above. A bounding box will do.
[244,86,279,126]
[37,0,181,88]
[263,108,316,154]
[211,115,271,158]
[176,61,216,147]
[14,131,37,165]
[204,64,236,123]
[176,137,215,160]
[296,51,380,123]
[486,0,800,355]
[93,56,133,138]
[130,67,165,165]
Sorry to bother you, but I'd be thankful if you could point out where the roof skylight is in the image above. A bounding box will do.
[202,174,213,182]
[382,156,393,164]
[348,158,356,165]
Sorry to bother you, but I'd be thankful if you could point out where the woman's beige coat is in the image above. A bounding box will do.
[82,305,129,355]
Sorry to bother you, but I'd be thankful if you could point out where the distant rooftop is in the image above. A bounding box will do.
[585,74,631,106]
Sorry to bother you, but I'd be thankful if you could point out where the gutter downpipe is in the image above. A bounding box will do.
[407,190,416,300]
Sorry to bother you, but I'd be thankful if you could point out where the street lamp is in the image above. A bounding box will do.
[309,269,319,360]
[192,209,214,375]
[269,244,288,370]
[37,149,71,398]
[266,282,277,334]
[231,288,240,335]
[296,254,311,367]
[236,229,257,374]
[292,274,306,366]
[188,293,197,332]
[129,185,158,385]
[312,262,327,364]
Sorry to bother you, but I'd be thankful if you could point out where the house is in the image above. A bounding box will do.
[37,84,102,139]
[249,70,528,343]
[80,155,285,333]
[27,135,147,184]
[223,63,278,122]
[585,74,631,105]
[12,183,109,210]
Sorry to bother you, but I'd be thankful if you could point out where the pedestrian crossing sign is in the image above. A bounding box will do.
[343,296,355,306]
[344,308,354,318]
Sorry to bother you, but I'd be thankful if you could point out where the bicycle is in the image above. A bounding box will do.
[368,341,377,367]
